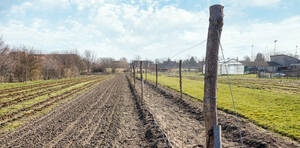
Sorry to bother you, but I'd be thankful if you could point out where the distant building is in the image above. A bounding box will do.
[270,54,300,67]
[218,59,244,75]
[265,54,300,77]
[265,61,280,73]
[241,54,300,74]
[262,54,300,72]
[239,61,257,74]
[204,59,244,75]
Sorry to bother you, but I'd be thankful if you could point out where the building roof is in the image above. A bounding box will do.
[219,59,243,65]
[290,63,300,66]
[270,54,300,61]
[267,61,281,66]
[239,61,256,67]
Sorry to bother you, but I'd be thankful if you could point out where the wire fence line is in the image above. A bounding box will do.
[130,27,300,146]
[170,40,207,60]
[132,27,245,145]
[216,29,245,147]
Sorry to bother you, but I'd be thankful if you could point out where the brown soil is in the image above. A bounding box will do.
[0,75,169,147]
[142,77,300,147]
[0,76,105,107]
[0,79,99,128]
[0,74,298,148]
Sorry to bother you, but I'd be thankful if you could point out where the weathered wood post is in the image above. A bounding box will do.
[140,61,144,100]
[131,64,134,78]
[155,64,158,87]
[179,60,182,99]
[133,64,136,88]
[203,4,224,148]
[145,62,148,80]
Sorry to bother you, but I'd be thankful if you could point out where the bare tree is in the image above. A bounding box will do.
[254,53,267,67]
[119,57,129,68]
[243,56,251,62]
[84,50,96,73]
[0,38,11,82]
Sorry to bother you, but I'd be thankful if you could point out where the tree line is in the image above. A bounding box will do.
[0,39,128,82]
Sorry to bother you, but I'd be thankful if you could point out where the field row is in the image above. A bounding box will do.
[0,75,111,133]
[0,75,172,147]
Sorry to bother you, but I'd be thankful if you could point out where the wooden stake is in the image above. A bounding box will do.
[179,60,182,99]
[203,4,224,148]
[145,62,148,80]
[155,64,158,87]
[140,61,144,100]
[133,65,136,88]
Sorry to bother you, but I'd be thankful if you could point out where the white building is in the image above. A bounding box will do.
[204,59,244,75]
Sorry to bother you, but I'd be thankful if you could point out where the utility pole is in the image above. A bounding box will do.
[203,4,224,148]
[274,40,278,55]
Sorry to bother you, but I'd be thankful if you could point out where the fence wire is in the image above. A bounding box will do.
[216,29,245,147]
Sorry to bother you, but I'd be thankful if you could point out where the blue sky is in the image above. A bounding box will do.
[0,0,300,61]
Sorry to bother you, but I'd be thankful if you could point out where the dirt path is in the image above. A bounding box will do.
[140,78,300,148]
[0,75,170,147]
[133,78,242,147]
[0,74,298,147]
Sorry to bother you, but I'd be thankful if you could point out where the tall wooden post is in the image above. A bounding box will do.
[179,60,182,99]
[203,4,224,148]
[145,62,148,80]
[131,64,134,77]
[133,65,136,88]
[155,64,158,87]
[140,61,144,100]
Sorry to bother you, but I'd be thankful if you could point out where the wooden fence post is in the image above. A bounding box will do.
[155,64,158,87]
[179,60,182,99]
[133,65,136,88]
[131,64,134,77]
[140,61,144,100]
[145,62,148,80]
[203,4,224,148]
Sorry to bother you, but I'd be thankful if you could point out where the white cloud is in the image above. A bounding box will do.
[10,2,33,15]
[1,0,299,61]
[224,0,281,7]
[221,16,300,59]
[38,0,71,9]
[249,0,280,7]
[8,0,70,16]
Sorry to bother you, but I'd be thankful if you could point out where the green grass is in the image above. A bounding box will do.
[1,83,95,132]
[0,76,87,90]
[143,74,300,141]
[0,80,93,116]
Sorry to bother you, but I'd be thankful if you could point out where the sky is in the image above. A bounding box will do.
[0,0,300,61]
